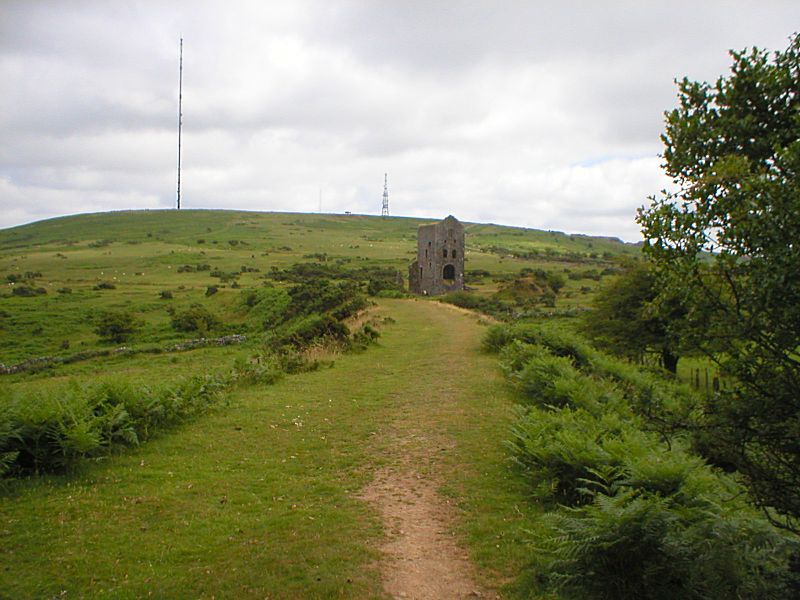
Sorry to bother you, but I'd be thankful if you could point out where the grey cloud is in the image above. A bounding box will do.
[1,1,798,241]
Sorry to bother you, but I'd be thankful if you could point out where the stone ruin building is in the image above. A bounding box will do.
[408,215,465,295]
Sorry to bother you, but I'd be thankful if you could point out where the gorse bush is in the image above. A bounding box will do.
[271,314,350,348]
[242,278,368,351]
[171,305,220,335]
[286,279,367,321]
[240,286,291,330]
[0,374,228,477]
[350,324,380,351]
[95,310,140,343]
[439,291,514,319]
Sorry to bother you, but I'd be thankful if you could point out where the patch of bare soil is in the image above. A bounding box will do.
[359,438,497,600]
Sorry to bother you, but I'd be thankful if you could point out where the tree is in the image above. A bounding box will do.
[637,33,800,531]
[95,311,139,343]
[582,261,683,373]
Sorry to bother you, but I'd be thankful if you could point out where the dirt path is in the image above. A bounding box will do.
[359,300,501,600]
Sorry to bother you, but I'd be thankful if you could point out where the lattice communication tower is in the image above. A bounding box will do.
[381,173,389,217]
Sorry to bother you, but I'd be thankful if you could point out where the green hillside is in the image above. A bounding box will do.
[1,210,795,599]
[0,209,639,366]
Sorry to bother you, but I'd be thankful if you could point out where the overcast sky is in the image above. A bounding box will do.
[1,1,797,241]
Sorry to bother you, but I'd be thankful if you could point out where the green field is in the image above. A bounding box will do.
[0,209,638,367]
[0,209,644,598]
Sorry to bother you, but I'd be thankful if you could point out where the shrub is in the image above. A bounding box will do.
[539,488,794,600]
[93,281,116,290]
[274,348,324,374]
[232,356,284,386]
[272,314,350,348]
[57,287,72,294]
[241,287,291,330]
[351,324,380,351]
[439,291,512,319]
[510,407,620,505]
[11,285,47,297]
[95,311,139,343]
[495,322,799,598]
[159,290,173,299]
[513,350,577,406]
[482,324,514,353]
[170,305,220,335]
[374,289,407,298]
[0,375,228,476]
[205,285,218,296]
[287,279,366,320]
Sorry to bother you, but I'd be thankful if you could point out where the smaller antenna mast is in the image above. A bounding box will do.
[381,173,389,217]
[176,37,183,210]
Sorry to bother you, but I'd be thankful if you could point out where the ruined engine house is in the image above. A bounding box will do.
[408,215,465,296]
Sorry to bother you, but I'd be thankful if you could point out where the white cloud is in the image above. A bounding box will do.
[1,1,797,241]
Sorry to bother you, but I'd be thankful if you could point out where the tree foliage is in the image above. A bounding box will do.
[583,261,683,372]
[94,311,139,343]
[637,33,800,531]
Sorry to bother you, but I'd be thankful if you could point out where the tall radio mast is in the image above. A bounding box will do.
[381,173,389,217]
[176,37,183,210]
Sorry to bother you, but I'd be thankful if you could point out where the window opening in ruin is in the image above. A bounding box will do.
[452,249,457,258]
[443,264,455,280]
[425,249,428,258]
[442,248,448,258]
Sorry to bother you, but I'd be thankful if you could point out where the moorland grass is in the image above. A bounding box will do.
[0,299,540,599]
[0,210,637,364]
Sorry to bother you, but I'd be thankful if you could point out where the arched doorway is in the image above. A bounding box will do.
[442,264,455,280]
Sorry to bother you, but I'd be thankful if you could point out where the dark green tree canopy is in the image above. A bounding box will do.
[583,261,683,373]
[637,33,800,531]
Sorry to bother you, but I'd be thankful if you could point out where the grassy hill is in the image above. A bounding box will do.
[0,209,643,597]
[2,210,794,599]
[0,209,639,366]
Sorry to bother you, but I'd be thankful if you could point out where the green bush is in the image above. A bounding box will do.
[510,407,621,505]
[171,305,220,335]
[539,488,795,600]
[241,287,291,329]
[373,289,407,298]
[232,356,284,386]
[351,324,380,351]
[272,314,350,348]
[491,322,799,598]
[95,311,139,343]
[439,291,513,319]
[513,350,577,407]
[482,324,514,353]
[287,279,367,321]
[0,374,228,476]
[11,285,47,296]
